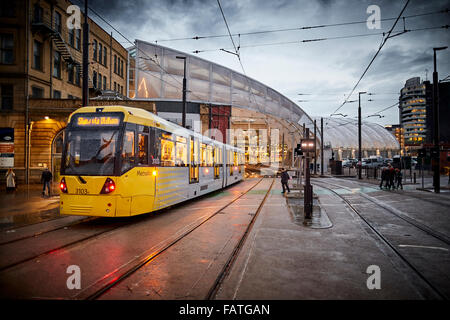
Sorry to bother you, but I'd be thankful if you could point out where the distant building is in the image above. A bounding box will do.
[398,77,432,150]
[384,124,404,154]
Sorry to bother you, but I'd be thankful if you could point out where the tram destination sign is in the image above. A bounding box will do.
[72,113,122,127]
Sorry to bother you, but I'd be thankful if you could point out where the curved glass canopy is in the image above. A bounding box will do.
[319,117,400,151]
[131,40,316,135]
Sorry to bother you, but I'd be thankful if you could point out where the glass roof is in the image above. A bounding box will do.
[318,117,400,150]
[133,40,316,134]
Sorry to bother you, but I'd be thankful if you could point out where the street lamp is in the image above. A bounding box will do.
[358,91,367,179]
[176,56,187,128]
[432,46,447,193]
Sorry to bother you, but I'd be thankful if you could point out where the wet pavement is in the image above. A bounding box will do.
[0,184,60,230]
[0,177,449,299]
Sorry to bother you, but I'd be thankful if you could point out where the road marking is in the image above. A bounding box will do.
[398,244,449,251]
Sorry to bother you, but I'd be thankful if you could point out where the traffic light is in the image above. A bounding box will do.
[430,147,439,158]
[295,143,303,156]
[418,148,426,158]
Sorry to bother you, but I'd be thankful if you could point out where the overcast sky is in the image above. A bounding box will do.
[85,0,450,126]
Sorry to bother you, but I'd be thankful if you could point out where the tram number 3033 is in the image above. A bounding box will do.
[76,188,89,195]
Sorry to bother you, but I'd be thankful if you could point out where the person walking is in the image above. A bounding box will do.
[5,168,16,192]
[281,168,291,194]
[379,167,386,189]
[41,167,53,197]
[396,168,403,190]
[387,164,395,190]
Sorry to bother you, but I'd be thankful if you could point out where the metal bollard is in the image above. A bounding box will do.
[414,172,416,184]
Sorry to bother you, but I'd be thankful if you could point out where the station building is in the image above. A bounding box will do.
[1,2,402,184]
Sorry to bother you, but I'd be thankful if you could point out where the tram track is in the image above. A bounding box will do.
[0,216,98,246]
[312,180,449,300]
[0,180,261,275]
[76,177,271,300]
[332,177,450,208]
[316,179,450,245]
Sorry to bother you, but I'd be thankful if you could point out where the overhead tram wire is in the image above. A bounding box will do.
[72,0,207,103]
[216,0,265,115]
[191,25,449,54]
[153,9,448,43]
[330,0,411,117]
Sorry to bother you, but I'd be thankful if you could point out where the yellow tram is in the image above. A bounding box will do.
[59,106,245,217]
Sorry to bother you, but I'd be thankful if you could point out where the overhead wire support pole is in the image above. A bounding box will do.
[82,0,89,107]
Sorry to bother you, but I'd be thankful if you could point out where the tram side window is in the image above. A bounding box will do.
[161,131,175,166]
[138,133,148,165]
[200,143,207,167]
[121,130,135,173]
[176,136,187,167]
[206,145,213,166]
[150,127,161,166]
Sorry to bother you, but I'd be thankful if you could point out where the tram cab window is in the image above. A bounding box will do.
[176,136,187,167]
[161,131,175,166]
[121,129,135,173]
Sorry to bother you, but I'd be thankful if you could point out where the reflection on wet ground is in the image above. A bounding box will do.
[0,207,61,231]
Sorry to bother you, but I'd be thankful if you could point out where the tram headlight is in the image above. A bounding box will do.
[100,178,116,194]
[59,178,68,193]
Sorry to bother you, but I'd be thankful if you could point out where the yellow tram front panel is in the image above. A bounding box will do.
[60,166,158,217]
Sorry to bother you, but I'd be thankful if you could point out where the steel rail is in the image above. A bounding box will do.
[205,178,275,300]
[319,179,450,245]
[79,178,266,300]
[312,181,448,300]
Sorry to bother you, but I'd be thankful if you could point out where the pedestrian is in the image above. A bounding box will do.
[387,164,395,190]
[5,168,16,192]
[379,167,386,189]
[281,168,291,194]
[41,166,53,197]
[396,168,403,190]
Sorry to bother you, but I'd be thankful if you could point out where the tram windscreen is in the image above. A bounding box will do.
[62,129,119,175]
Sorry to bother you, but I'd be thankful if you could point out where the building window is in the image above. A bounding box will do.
[103,47,107,66]
[103,75,106,90]
[33,4,43,23]
[31,86,44,98]
[68,64,74,83]
[0,34,13,64]
[68,28,74,47]
[93,39,97,61]
[33,40,42,70]
[53,90,61,99]
[98,43,102,63]
[0,84,13,110]
[98,73,102,89]
[54,11,62,33]
[53,51,61,78]
[75,66,80,86]
[114,55,117,73]
[93,71,97,88]
[0,3,16,17]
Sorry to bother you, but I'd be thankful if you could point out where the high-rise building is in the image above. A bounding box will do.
[398,77,432,149]
[384,124,404,154]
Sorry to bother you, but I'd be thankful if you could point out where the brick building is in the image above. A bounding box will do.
[0,0,133,183]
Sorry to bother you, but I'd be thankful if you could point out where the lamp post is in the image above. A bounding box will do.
[432,46,447,193]
[358,92,367,179]
[176,56,187,128]
[82,0,89,107]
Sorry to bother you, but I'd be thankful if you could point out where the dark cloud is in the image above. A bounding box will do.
[84,0,450,125]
